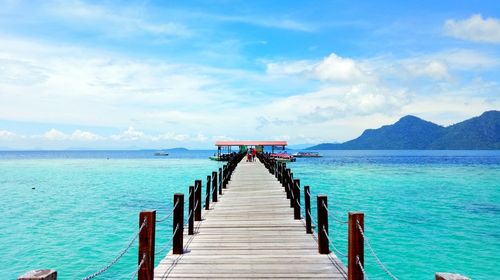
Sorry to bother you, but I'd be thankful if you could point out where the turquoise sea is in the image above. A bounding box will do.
[1,150,499,279]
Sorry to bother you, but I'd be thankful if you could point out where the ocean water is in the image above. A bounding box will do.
[0,150,499,279]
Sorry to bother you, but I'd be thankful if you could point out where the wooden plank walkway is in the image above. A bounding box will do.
[155,158,347,279]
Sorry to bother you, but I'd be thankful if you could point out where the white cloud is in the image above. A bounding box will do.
[0,130,16,139]
[41,128,102,141]
[314,53,369,82]
[45,0,191,38]
[267,53,371,83]
[71,129,102,141]
[43,128,68,140]
[402,60,451,80]
[445,14,500,43]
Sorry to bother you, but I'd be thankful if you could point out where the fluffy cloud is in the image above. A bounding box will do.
[267,53,371,83]
[445,14,500,43]
[41,129,103,141]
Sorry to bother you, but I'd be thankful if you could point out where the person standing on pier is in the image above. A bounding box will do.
[251,148,257,162]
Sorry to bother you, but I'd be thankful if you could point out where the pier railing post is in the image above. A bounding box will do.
[173,194,184,254]
[212,171,218,202]
[138,210,156,280]
[18,270,57,280]
[304,186,312,233]
[317,195,329,254]
[348,212,364,280]
[288,170,294,206]
[285,168,291,199]
[188,186,194,235]
[195,180,202,221]
[293,179,301,220]
[218,167,223,195]
[222,165,227,189]
[205,176,211,210]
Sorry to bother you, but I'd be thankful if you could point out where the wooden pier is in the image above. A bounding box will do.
[19,147,470,280]
[155,158,347,279]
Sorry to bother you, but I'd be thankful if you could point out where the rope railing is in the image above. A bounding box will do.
[357,256,369,280]
[129,253,146,280]
[186,200,199,221]
[157,200,179,223]
[155,225,180,256]
[82,217,148,280]
[322,225,347,257]
[322,201,348,224]
[357,220,398,280]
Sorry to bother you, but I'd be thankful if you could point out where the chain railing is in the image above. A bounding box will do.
[82,218,147,280]
[357,220,399,280]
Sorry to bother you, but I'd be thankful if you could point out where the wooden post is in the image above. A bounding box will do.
[188,186,194,235]
[195,180,202,221]
[317,195,329,254]
[304,186,312,233]
[289,172,295,208]
[205,176,211,210]
[293,179,301,220]
[435,273,470,280]
[212,171,218,202]
[173,194,184,254]
[138,210,156,280]
[222,165,227,188]
[348,212,364,280]
[18,270,57,280]
[218,167,223,195]
[285,169,291,199]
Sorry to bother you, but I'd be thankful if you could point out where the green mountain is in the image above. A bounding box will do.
[308,110,500,150]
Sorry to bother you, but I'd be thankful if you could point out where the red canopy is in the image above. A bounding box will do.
[215,141,287,147]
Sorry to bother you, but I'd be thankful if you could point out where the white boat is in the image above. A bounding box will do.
[154,151,169,156]
[292,152,322,158]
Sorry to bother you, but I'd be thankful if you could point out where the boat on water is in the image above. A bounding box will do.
[154,151,169,156]
[292,151,322,158]
[270,153,296,162]
[209,154,231,161]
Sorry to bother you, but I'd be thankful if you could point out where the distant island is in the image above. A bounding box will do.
[308,110,500,150]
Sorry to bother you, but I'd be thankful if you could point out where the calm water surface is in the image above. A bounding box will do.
[0,150,499,279]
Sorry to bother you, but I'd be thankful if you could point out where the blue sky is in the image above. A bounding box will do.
[0,0,499,149]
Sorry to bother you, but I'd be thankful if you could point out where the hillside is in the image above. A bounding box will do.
[308,110,500,150]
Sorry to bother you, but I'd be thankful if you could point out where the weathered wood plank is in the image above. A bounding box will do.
[154,158,347,279]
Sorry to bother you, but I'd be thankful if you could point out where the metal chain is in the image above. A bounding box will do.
[157,201,179,223]
[155,224,180,256]
[357,255,369,280]
[322,201,348,224]
[129,253,146,280]
[82,218,147,280]
[322,225,347,257]
[357,220,398,280]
